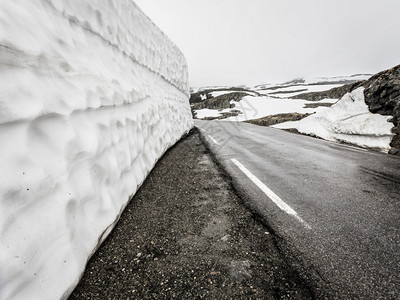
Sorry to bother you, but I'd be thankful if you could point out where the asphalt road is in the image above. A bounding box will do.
[196,119,400,299]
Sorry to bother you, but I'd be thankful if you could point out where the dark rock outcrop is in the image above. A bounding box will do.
[191,92,248,111]
[190,87,260,104]
[303,102,334,108]
[201,110,241,120]
[244,112,312,127]
[363,65,400,155]
[189,92,210,104]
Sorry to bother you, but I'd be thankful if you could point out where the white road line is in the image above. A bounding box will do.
[208,135,220,145]
[231,158,311,229]
[199,128,206,133]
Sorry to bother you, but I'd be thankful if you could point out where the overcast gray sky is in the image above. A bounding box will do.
[134,0,400,87]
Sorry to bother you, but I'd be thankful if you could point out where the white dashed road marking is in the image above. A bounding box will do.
[208,135,220,145]
[231,158,311,229]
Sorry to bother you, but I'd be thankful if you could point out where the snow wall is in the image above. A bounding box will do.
[0,1,193,299]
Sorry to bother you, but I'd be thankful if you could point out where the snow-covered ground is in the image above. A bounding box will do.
[273,88,394,151]
[195,108,227,119]
[209,90,258,97]
[210,91,235,97]
[0,1,193,300]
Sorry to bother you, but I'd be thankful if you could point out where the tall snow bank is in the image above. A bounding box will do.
[274,88,394,151]
[0,1,193,299]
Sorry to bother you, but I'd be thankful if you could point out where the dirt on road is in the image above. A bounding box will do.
[69,129,313,299]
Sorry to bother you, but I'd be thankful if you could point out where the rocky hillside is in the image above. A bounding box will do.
[245,113,312,127]
[191,92,248,110]
[291,81,365,101]
[190,87,259,104]
[363,65,400,154]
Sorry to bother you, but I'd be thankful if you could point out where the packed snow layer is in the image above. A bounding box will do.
[210,91,234,97]
[0,1,193,300]
[209,90,258,98]
[274,88,394,151]
[195,108,226,119]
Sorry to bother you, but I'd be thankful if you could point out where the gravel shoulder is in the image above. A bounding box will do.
[69,129,313,299]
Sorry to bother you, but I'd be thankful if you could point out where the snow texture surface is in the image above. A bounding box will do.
[0,1,193,299]
[274,88,394,151]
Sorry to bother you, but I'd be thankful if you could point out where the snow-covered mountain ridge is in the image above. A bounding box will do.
[0,1,193,299]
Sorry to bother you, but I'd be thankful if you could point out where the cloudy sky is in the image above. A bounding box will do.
[134,0,400,87]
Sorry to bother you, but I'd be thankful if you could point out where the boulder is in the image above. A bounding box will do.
[363,65,400,154]
[191,92,248,110]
